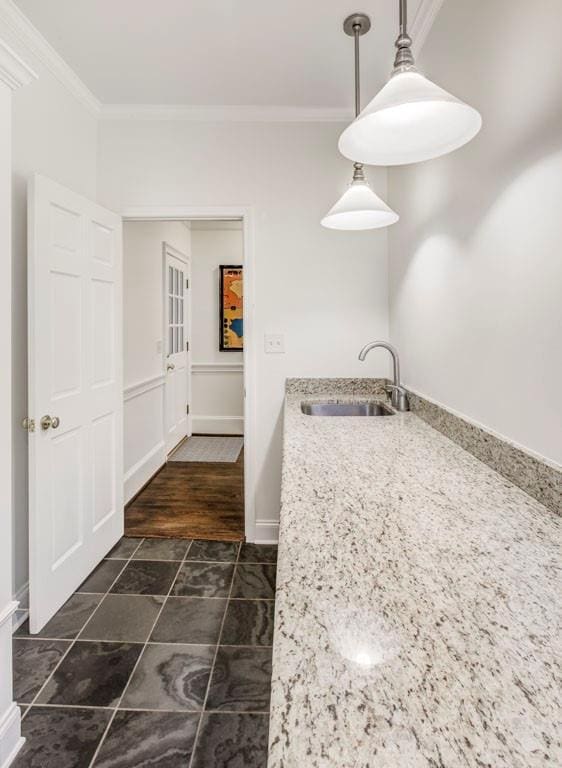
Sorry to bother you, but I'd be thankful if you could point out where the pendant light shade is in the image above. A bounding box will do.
[322,166,399,230]
[339,0,482,166]
[339,70,482,166]
[321,13,398,231]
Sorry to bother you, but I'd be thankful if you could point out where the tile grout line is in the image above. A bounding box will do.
[15,637,273,649]
[187,541,242,768]
[16,540,276,755]
[14,595,275,626]
[21,537,146,722]
[18,701,271,716]
[75,562,138,640]
[86,542,189,768]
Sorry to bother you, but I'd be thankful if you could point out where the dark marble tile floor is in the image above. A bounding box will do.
[12,537,277,768]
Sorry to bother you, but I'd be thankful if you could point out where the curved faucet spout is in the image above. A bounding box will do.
[358,340,409,411]
[358,340,400,386]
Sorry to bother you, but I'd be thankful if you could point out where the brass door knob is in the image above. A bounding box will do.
[40,415,60,431]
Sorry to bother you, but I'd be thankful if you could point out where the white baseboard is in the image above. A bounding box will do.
[192,415,244,435]
[0,701,24,768]
[13,583,28,610]
[253,519,279,544]
[11,583,29,633]
[124,440,166,503]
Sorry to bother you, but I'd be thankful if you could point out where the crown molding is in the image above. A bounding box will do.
[0,37,35,88]
[0,0,100,113]
[100,103,352,123]
[0,0,444,120]
[411,0,446,55]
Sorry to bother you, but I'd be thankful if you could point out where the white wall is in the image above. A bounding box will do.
[190,226,244,435]
[0,46,28,764]
[98,120,390,539]
[388,0,562,466]
[7,29,98,599]
[123,220,190,500]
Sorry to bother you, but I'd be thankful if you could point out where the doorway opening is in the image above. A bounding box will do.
[121,209,253,543]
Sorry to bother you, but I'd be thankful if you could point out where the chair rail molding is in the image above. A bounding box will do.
[192,362,244,375]
[124,373,165,402]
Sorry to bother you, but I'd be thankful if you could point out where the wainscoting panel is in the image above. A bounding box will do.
[124,375,166,502]
[192,362,244,435]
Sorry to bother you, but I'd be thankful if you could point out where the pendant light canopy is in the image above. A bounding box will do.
[339,0,482,166]
[322,13,398,231]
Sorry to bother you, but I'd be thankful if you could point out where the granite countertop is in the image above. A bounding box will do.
[268,389,562,768]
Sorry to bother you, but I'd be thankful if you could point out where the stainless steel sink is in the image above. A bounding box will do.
[301,401,394,417]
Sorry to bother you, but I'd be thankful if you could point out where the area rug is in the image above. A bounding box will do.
[169,436,244,463]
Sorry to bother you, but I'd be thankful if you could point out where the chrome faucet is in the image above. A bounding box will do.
[358,341,410,412]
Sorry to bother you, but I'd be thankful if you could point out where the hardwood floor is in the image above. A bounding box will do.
[125,449,244,541]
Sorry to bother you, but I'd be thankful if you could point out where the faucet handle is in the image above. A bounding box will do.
[384,384,410,412]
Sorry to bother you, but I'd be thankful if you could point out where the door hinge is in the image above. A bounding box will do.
[185,279,189,289]
[22,417,35,433]
[186,340,189,351]
[186,404,190,415]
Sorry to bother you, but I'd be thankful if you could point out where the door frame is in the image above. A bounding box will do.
[122,206,256,542]
[162,240,192,448]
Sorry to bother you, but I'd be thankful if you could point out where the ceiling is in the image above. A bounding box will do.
[13,0,427,109]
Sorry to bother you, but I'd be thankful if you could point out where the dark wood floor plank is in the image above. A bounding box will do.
[125,450,244,541]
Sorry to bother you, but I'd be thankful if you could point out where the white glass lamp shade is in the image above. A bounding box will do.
[321,181,399,230]
[339,70,482,166]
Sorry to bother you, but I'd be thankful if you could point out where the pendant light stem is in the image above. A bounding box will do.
[399,0,408,36]
[342,13,372,182]
[354,24,361,118]
[353,23,364,180]
[393,0,415,74]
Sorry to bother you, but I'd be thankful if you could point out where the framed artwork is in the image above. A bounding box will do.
[219,265,243,351]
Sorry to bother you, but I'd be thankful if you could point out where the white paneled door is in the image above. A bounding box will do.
[27,175,123,632]
[163,242,191,454]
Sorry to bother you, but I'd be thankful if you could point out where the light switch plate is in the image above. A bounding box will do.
[264,334,285,354]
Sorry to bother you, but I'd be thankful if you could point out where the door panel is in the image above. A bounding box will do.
[51,272,81,396]
[51,427,83,565]
[163,243,190,454]
[92,413,116,530]
[92,279,114,386]
[28,174,123,632]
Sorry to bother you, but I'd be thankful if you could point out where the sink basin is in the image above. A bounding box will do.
[301,401,394,417]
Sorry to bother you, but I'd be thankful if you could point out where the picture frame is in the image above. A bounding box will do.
[219,265,244,351]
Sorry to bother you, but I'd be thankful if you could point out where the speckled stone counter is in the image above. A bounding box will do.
[268,387,562,768]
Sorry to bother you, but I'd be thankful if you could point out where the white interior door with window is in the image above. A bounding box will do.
[164,242,191,453]
[27,174,123,633]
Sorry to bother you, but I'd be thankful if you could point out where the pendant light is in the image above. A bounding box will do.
[339,0,482,166]
[322,13,399,231]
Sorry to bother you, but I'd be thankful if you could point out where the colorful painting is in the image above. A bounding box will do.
[220,265,243,351]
